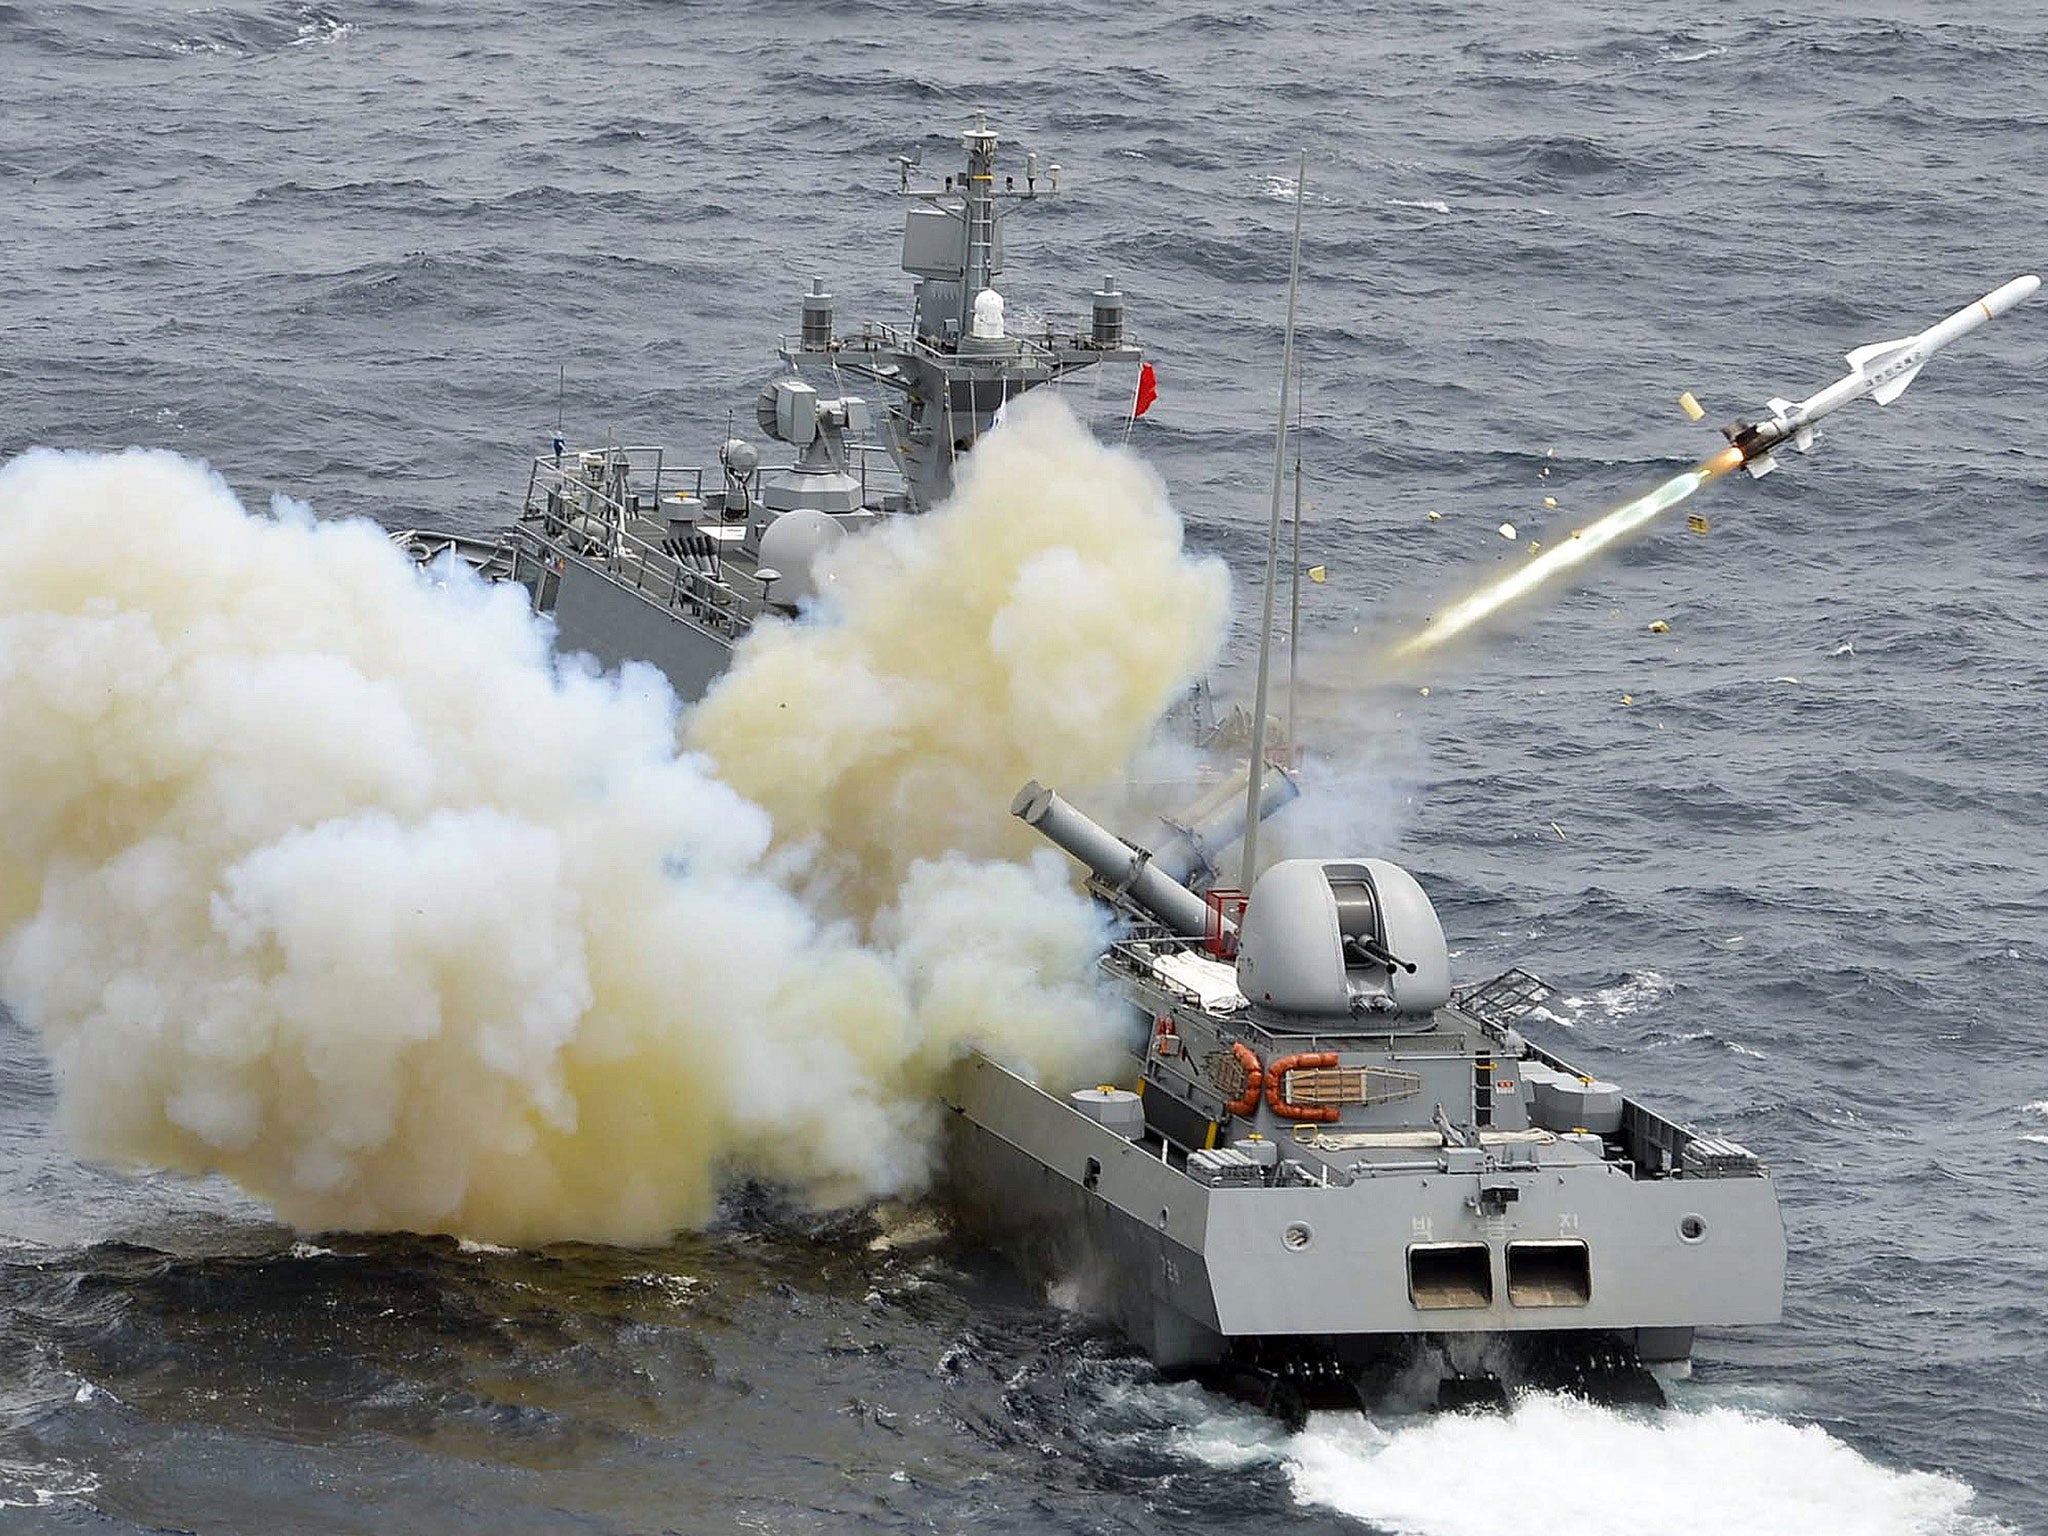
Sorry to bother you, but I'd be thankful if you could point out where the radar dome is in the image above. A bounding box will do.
[971,288,1006,339]
[720,437,759,478]
[1234,858,1450,1021]
[754,509,845,607]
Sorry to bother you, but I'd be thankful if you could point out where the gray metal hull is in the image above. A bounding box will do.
[944,1054,1783,1373]
[534,552,736,703]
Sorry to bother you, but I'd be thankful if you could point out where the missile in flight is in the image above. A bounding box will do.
[1723,274,2039,477]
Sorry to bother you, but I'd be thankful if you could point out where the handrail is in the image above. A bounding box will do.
[512,510,761,640]
[515,434,922,642]
[813,317,1135,369]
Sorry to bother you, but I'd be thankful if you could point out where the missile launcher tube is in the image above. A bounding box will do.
[1012,780,1223,938]
[1151,766,1299,884]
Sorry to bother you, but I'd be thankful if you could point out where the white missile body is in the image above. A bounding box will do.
[1728,273,2040,477]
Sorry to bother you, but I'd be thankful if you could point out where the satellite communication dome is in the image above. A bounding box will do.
[720,437,759,478]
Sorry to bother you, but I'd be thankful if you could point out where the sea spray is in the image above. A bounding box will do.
[1166,1393,2010,1536]
[0,400,1226,1242]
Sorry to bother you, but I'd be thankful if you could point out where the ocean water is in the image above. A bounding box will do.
[4,1,2047,1531]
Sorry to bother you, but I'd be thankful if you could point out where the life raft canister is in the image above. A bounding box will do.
[1224,1041,1264,1118]
[1266,1051,1341,1123]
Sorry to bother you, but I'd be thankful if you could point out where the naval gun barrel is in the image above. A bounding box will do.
[1013,780,1223,937]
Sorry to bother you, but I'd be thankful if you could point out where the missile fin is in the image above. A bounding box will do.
[1744,453,1779,479]
[1869,362,1925,405]
[1845,336,1915,372]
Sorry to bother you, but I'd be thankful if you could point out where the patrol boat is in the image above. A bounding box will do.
[959,780,1783,1417]
[943,171,1783,1414]
[393,113,1144,702]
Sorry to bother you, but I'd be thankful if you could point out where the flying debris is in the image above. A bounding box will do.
[1724,275,2040,478]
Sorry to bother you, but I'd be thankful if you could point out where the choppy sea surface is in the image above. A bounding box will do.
[4,2,2046,1531]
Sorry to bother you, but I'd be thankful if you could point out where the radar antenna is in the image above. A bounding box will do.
[1240,152,1307,886]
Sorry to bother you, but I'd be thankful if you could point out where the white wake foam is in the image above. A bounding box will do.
[1176,1395,2009,1536]
[1559,970,1672,1022]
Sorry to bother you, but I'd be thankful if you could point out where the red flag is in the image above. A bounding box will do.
[1133,361,1158,418]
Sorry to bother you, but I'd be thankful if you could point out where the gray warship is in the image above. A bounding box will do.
[394,113,1144,703]
[401,119,1787,1414]
[962,780,1781,1415]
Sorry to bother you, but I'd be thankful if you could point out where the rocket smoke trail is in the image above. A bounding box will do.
[0,396,1226,1244]
[1384,276,2040,664]
[1392,445,1745,661]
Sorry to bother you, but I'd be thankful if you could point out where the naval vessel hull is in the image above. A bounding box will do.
[507,534,738,704]
[942,1052,1783,1393]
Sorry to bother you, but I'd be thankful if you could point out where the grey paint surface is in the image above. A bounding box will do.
[548,560,735,703]
[947,1049,1780,1367]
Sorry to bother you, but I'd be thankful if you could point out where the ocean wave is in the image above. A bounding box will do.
[1557,971,1672,1021]
[1649,1028,1769,1060]
[1255,173,1332,204]
[1658,44,1728,65]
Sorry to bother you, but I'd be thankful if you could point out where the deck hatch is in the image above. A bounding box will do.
[1407,1242,1493,1309]
[1506,1240,1592,1307]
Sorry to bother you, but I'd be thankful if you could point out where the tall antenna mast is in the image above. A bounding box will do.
[553,364,566,461]
[1286,357,1305,758]
[1240,152,1307,888]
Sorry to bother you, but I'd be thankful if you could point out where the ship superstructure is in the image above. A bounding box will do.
[394,114,1143,699]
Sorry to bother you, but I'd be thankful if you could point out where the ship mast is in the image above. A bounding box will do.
[958,113,1000,338]
[1286,360,1305,754]
[1240,153,1307,888]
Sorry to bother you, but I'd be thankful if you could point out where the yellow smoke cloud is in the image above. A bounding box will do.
[689,394,1231,914]
[0,406,1224,1244]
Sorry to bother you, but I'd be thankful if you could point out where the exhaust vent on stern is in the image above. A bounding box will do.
[1407,1242,1493,1309]
[1506,1240,1592,1307]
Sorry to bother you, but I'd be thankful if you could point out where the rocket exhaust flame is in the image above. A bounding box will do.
[1388,276,2036,663]
[1391,447,1743,661]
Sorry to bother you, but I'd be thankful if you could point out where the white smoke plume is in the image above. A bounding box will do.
[690,394,1231,913]
[0,403,1224,1244]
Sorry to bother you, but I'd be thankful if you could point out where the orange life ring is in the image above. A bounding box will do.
[1266,1051,1341,1123]
[1224,1041,1264,1118]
